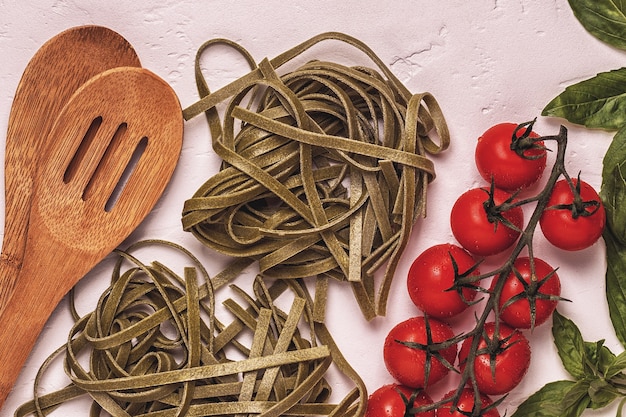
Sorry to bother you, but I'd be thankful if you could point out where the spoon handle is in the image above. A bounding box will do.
[0,192,135,410]
[0,252,23,317]
[0,260,63,409]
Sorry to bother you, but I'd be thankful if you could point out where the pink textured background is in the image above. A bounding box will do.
[0,1,621,415]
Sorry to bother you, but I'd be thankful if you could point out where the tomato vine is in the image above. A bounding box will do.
[388,121,604,416]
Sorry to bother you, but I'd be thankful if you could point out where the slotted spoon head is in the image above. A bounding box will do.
[0,66,183,406]
[33,66,183,262]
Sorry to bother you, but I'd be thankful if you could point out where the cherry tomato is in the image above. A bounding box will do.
[437,388,500,417]
[383,316,457,389]
[539,178,606,251]
[450,187,524,256]
[365,384,435,417]
[475,122,547,192]
[407,244,481,319]
[492,257,561,329]
[458,322,531,395]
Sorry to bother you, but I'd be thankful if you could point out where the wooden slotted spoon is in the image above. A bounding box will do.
[0,66,183,406]
[0,26,141,311]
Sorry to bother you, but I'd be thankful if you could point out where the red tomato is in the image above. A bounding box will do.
[383,316,457,389]
[450,187,524,256]
[492,257,561,329]
[540,178,606,251]
[365,384,435,417]
[437,388,500,417]
[407,244,481,319]
[458,322,531,395]
[475,122,547,192]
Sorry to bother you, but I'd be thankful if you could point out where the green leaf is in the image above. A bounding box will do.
[542,68,626,130]
[553,310,592,378]
[601,157,626,244]
[561,380,594,416]
[602,126,626,350]
[588,378,620,408]
[606,350,626,378]
[604,230,626,348]
[584,339,617,375]
[601,126,626,245]
[568,0,626,51]
[511,380,589,417]
[602,125,626,175]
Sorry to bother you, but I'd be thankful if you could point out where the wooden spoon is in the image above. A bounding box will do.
[0,66,183,406]
[0,26,141,311]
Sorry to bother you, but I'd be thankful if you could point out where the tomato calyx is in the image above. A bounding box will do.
[394,316,460,388]
[395,387,432,417]
[474,325,520,380]
[510,118,549,160]
[366,384,436,417]
[481,181,522,233]
[448,252,484,305]
[545,172,602,219]
[499,264,569,330]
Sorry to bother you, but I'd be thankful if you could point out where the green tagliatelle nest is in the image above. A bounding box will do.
[16,241,367,417]
[181,32,450,320]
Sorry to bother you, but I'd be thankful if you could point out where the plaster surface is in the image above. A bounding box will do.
[0,1,621,415]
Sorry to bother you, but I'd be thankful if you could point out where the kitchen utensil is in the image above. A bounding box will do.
[0,25,141,311]
[0,66,183,406]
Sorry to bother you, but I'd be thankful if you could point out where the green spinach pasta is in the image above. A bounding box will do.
[182,32,450,321]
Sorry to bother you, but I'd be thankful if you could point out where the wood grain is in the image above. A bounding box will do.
[0,67,183,407]
[0,26,141,312]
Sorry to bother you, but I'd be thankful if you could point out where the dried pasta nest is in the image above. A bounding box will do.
[182,33,450,320]
[16,241,366,417]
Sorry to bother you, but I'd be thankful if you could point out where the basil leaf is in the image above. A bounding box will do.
[601,126,626,245]
[562,380,593,417]
[604,230,626,348]
[584,339,617,376]
[603,125,626,176]
[542,68,626,130]
[602,126,626,350]
[553,310,591,379]
[568,0,626,50]
[589,378,620,409]
[606,350,626,378]
[601,160,626,245]
[511,380,588,417]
